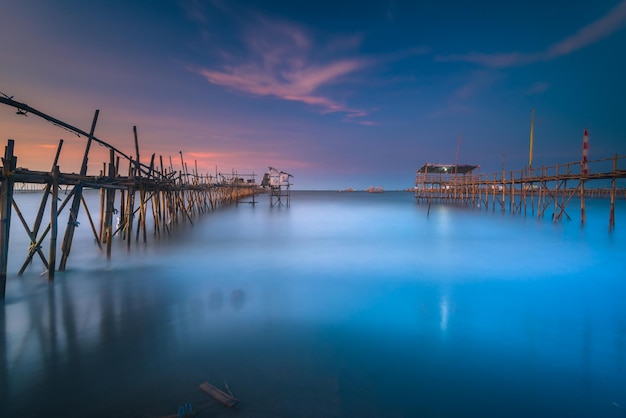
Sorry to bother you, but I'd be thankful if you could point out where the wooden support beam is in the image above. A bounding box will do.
[17,139,63,275]
[133,126,141,177]
[125,162,135,250]
[105,150,116,259]
[12,200,49,270]
[59,109,99,271]
[0,140,17,300]
[18,188,76,275]
[48,165,59,281]
[81,195,103,250]
[609,154,617,231]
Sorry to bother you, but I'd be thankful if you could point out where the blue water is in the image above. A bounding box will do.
[1,191,625,417]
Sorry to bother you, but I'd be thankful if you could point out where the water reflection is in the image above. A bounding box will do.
[439,291,450,332]
[0,304,7,408]
[208,290,223,310]
[0,192,625,417]
[231,289,245,311]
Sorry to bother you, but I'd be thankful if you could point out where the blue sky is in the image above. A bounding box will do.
[1,0,625,189]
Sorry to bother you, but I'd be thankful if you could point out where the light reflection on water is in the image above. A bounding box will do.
[1,190,626,417]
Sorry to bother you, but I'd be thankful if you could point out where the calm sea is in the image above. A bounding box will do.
[1,190,625,417]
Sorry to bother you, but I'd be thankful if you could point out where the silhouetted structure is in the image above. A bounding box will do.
[0,95,260,300]
[415,157,626,229]
[262,167,292,207]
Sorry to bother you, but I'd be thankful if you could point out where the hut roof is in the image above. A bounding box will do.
[416,163,479,175]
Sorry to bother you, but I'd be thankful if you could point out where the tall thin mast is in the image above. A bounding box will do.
[529,109,535,168]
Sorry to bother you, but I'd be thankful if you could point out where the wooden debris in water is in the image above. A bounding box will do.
[198,381,238,407]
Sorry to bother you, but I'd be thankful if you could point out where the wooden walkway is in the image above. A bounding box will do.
[0,96,259,300]
[415,156,626,228]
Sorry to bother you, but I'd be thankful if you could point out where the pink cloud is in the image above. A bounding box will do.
[192,18,373,122]
[187,151,225,159]
[437,0,626,68]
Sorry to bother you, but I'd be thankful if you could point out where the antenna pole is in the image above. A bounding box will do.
[529,109,535,168]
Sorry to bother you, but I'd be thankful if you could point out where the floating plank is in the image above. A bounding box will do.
[198,381,238,407]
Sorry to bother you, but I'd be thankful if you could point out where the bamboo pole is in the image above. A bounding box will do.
[580,170,587,225]
[98,162,105,242]
[0,140,17,299]
[81,195,103,250]
[105,150,115,259]
[134,126,141,178]
[48,165,59,281]
[509,171,515,213]
[60,109,99,271]
[103,170,116,245]
[484,174,489,210]
[500,170,505,212]
[492,176,496,212]
[609,154,617,231]
[136,188,147,243]
[530,166,535,216]
[126,161,135,250]
[537,167,544,218]
[18,140,63,274]
[553,164,559,222]
[18,188,76,274]
[12,200,49,270]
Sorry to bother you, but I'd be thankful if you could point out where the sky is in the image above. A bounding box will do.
[1,0,625,190]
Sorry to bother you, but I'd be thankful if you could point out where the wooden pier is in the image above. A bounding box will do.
[415,156,626,228]
[0,96,261,300]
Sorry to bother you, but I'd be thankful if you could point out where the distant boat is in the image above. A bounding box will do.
[366,186,383,193]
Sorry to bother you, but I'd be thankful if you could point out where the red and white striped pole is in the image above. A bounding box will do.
[582,129,589,175]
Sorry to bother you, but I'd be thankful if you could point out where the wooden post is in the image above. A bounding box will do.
[98,162,105,241]
[16,139,63,276]
[134,126,141,178]
[509,170,514,213]
[0,140,17,300]
[528,167,541,215]
[12,199,50,272]
[125,159,135,248]
[492,176,496,212]
[18,188,75,275]
[500,171,505,212]
[148,153,155,179]
[561,178,567,220]
[537,166,544,218]
[136,188,147,243]
[553,164,559,222]
[521,168,527,216]
[609,154,617,231]
[581,164,586,226]
[151,190,160,237]
[48,165,59,281]
[60,109,99,271]
[105,150,116,259]
[81,195,103,250]
[484,174,489,210]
